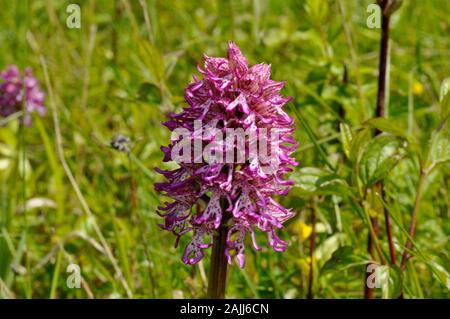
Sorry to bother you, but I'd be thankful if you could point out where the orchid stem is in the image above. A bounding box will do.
[207,217,228,299]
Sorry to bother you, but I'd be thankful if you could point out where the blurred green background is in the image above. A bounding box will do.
[0,0,448,298]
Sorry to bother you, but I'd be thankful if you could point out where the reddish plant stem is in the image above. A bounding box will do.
[375,11,390,120]
[307,206,317,299]
[376,1,398,267]
[364,1,398,298]
[207,216,229,299]
[400,170,426,271]
[376,1,400,268]
[384,211,397,264]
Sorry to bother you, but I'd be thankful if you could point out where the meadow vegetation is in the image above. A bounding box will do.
[0,0,448,298]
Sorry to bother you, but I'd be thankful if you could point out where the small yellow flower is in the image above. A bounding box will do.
[412,81,424,96]
[293,220,313,242]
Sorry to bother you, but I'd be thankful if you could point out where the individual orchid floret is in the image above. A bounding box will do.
[155,42,298,268]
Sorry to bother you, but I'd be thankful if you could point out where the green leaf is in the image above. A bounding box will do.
[424,259,450,291]
[378,265,402,299]
[291,167,352,197]
[339,123,352,158]
[363,117,408,139]
[321,246,370,274]
[314,233,346,266]
[349,128,371,164]
[440,78,450,102]
[439,77,450,120]
[359,135,406,186]
[304,0,329,23]
[428,128,450,169]
[138,41,165,84]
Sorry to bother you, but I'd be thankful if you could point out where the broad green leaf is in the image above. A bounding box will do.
[428,128,450,169]
[321,246,370,274]
[314,233,346,266]
[339,123,352,158]
[359,135,406,186]
[291,167,352,197]
[365,187,384,218]
[349,127,371,164]
[363,117,408,139]
[378,265,402,299]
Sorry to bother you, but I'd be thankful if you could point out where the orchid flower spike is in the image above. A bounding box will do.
[155,42,298,268]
